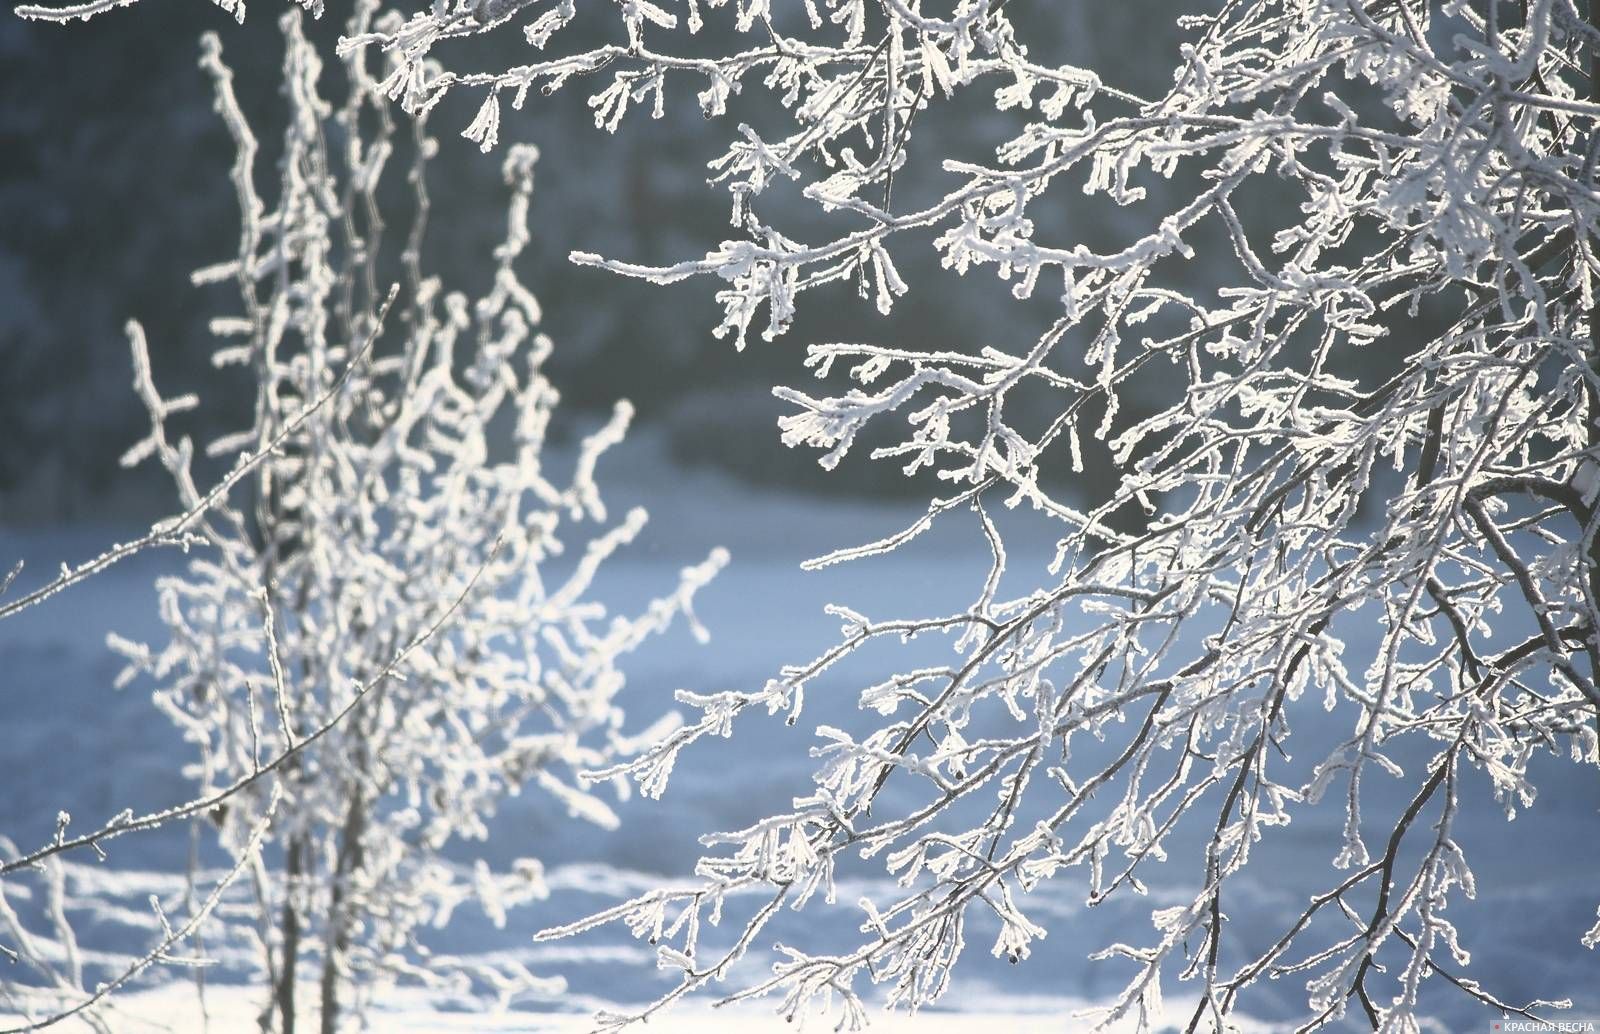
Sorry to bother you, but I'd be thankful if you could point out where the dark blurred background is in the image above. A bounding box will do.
[1,1,1411,525]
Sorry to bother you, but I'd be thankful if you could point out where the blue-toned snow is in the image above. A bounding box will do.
[2,436,1597,1032]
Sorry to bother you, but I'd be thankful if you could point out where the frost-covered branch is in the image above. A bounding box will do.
[7,4,727,1029]
[478,1,1600,1029]
[17,0,1600,1028]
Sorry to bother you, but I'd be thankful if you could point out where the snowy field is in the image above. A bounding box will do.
[3,435,1598,1032]
[0,985,1280,1034]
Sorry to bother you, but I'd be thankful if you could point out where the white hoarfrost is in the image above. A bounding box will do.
[343,1,1600,1030]
[12,0,1600,1031]
[3,5,723,1031]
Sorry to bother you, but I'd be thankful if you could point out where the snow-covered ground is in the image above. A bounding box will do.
[2,983,1293,1034]
[3,435,1598,1032]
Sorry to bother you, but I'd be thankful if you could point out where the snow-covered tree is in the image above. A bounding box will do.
[16,0,1600,1028]
[93,8,725,1031]
[335,1,1600,1030]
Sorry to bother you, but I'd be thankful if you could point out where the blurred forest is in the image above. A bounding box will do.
[0,1,1420,522]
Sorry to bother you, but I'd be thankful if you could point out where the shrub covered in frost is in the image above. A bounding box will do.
[97,8,723,1030]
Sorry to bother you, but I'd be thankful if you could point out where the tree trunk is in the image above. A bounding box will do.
[319,788,367,1034]
[275,834,306,1034]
